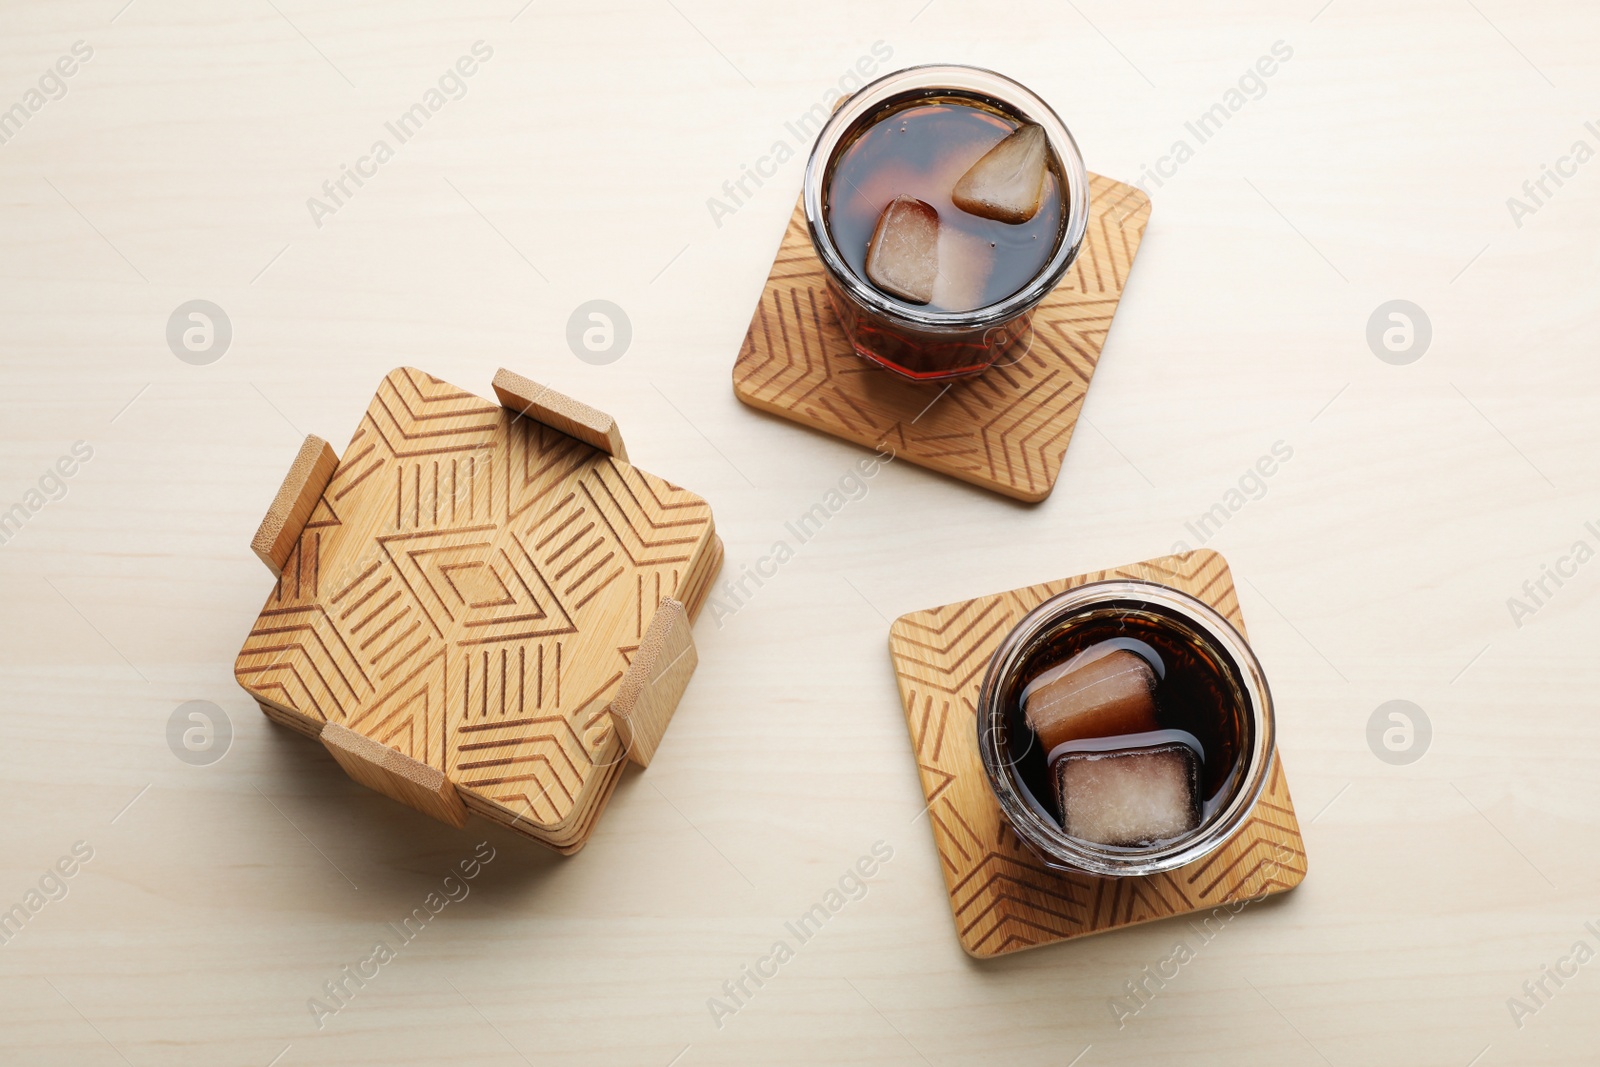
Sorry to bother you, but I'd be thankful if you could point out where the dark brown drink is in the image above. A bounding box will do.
[978,580,1275,875]
[996,603,1251,845]
[824,100,1067,314]
[804,67,1090,382]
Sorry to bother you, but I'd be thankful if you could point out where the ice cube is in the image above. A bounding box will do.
[1022,649,1158,753]
[865,195,940,304]
[951,123,1049,224]
[931,226,994,313]
[1052,742,1201,846]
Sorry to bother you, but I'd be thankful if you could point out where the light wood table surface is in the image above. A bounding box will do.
[2,1,1596,1064]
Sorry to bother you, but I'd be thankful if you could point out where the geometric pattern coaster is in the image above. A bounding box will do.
[734,175,1151,502]
[888,550,1307,957]
[235,368,723,854]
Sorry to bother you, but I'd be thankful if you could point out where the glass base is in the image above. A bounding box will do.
[825,280,1028,381]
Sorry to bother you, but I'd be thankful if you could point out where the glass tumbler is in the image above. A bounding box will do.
[975,580,1276,878]
[802,64,1090,381]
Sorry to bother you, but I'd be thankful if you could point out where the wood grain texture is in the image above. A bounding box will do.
[320,720,469,829]
[609,596,696,768]
[250,435,339,576]
[234,368,721,852]
[889,549,1306,958]
[733,177,1151,502]
[494,367,629,461]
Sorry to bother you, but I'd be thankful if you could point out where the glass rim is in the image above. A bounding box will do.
[976,579,1277,878]
[802,63,1091,332]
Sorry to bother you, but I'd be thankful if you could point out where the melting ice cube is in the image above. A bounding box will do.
[865,195,940,304]
[1022,649,1158,753]
[951,123,1049,224]
[930,226,995,313]
[1052,742,1201,846]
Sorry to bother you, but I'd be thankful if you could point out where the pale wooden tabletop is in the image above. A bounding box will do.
[1,1,1595,1064]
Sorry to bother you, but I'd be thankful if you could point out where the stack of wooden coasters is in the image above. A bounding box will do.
[235,368,723,853]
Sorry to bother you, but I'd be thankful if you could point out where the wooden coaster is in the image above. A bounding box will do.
[888,550,1307,958]
[733,175,1151,503]
[235,368,722,854]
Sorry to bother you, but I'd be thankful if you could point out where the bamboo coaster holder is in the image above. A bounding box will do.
[235,368,723,853]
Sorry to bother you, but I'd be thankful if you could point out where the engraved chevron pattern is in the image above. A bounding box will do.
[733,176,1151,502]
[889,550,1307,957]
[235,369,720,851]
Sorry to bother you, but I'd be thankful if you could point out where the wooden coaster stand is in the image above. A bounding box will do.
[235,368,723,853]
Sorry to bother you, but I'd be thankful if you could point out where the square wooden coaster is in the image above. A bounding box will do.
[733,175,1151,503]
[235,368,722,854]
[888,550,1307,958]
